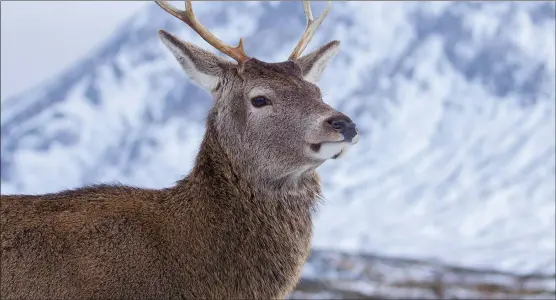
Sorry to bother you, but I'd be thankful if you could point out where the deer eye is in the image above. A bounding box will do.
[251,96,271,108]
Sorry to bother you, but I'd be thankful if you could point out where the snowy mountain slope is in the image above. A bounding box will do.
[1,1,555,275]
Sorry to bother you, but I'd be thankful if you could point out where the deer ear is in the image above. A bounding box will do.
[158,30,233,92]
[296,40,340,84]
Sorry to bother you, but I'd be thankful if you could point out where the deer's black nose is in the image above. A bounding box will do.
[327,116,357,142]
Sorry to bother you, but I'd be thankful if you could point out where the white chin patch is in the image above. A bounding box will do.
[312,142,352,160]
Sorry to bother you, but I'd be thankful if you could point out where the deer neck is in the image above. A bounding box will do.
[160,114,321,298]
[178,112,322,208]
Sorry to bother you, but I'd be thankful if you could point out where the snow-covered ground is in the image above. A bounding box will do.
[291,249,556,299]
[1,1,555,276]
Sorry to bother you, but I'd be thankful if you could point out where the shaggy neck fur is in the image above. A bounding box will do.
[160,112,323,299]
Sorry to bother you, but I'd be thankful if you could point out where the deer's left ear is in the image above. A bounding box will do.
[296,40,340,84]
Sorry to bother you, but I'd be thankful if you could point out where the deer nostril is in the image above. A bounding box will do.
[326,116,357,142]
[329,120,346,132]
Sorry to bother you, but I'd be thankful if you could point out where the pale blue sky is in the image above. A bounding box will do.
[1,1,148,101]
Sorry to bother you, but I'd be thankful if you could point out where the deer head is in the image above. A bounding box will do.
[156,0,358,185]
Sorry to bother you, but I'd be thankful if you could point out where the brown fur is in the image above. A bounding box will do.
[1,23,357,300]
[2,118,318,299]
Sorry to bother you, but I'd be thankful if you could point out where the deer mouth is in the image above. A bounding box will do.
[308,130,359,160]
[310,143,322,152]
[309,141,350,160]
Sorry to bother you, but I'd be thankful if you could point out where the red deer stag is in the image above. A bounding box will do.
[1,0,358,299]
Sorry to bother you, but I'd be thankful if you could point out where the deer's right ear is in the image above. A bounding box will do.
[158,30,233,92]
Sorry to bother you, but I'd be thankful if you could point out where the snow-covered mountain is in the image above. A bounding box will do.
[1,1,555,275]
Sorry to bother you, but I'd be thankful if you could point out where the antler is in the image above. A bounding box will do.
[155,0,250,64]
[288,0,332,61]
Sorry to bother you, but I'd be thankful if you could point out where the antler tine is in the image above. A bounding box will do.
[288,0,332,61]
[155,0,249,64]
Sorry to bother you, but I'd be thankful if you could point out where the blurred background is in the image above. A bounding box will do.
[1,1,555,298]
